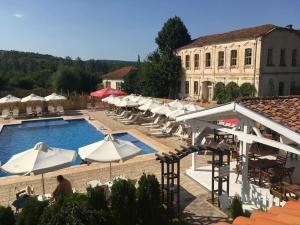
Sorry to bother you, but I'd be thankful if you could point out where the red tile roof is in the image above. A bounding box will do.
[179,24,277,50]
[237,96,300,133]
[102,66,136,79]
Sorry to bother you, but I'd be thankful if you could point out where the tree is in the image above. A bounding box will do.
[156,16,191,54]
[239,82,256,97]
[52,66,81,92]
[225,82,240,102]
[213,82,226,104]
[121,69,139,94]
[0,206,15,225]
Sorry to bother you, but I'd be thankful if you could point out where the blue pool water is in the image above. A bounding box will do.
[0,118,156,177]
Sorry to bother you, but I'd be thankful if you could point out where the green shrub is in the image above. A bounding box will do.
[0,205,15,225]
[110,179,136,225]
[86,186,107,211]
[230,195,244,219]
[225,82,240,102]
[239,83,256,97]
[39,193,110,225]
[137,174,165,225]
[18,197,48,225]
[213,82,226,104]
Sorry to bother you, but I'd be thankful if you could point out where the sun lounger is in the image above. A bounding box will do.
[36,106,43,115]
[113,111,131,119]
[57,106,64,114]
[118,114,134,122]
[173,124,184,138]
[12,108,19,118]
[141,116,161,127]
[122,114,141,125]
[1,108,10,119]
[150,121,174,132]
[26,106,33,115]
[48,105,56,113]
[151,127,173,137]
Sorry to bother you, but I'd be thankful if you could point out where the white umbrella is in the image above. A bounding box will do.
[184,103,204,112]
[0,95,21,104]
[21,93,45,102]
[166,108,190,119]
[115,99,139,107]
[151,104,175,115]
[108,96,121,105]
[168,99,185,109]
[45,93,67,101]
[131,95,143,103]
[1,142,77,195]
[102,95,115,103]
[138,101,161,111]
[79,135,141,179]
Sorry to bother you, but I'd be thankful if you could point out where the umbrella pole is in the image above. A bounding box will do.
[109,162,112,180]
[42,173,45,196]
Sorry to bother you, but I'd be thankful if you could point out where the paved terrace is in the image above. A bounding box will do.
[0,110,229,225]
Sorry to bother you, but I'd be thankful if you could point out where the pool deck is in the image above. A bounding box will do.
[0,110,229,225]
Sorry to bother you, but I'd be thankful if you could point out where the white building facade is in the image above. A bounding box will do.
[177,24,300,102]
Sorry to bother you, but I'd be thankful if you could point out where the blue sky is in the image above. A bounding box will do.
[0,0,299,61]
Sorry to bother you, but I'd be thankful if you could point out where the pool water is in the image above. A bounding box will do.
[0,119,156,177]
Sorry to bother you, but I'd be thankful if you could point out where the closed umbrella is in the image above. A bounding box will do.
[151,104,175,115]
[79,135,141,179]
[168,99,184,109]
[184,103,204,111]
[1,142,77,195]
[0,95,21,104]
[167,108,190,119]
[21,94,45,102]
[45,93,67,101]
[138,101,161,111]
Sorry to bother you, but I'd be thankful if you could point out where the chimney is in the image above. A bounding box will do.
[286,24,293,30]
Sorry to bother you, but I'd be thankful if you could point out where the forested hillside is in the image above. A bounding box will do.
[0,50,136,93]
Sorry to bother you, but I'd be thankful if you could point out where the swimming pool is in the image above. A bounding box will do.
[0,118,156,177]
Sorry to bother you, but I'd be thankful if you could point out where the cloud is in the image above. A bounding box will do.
[14,13,23,19]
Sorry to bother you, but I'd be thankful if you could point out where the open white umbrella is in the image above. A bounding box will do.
[166,108,190,119]
[0,95,21,104]
[1,142,77,195]
[108,96,121,105]
[138,101,161,111]
[115,99,139,107]
[168,99,185,109]
[79,135,141,179]
[184,103,204,111]
[21,93,45,102]
[151,104,175,115]
[45,93,67,101]
[102,95,115,103]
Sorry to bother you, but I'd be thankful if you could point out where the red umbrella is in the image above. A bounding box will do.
[90,88,127,98]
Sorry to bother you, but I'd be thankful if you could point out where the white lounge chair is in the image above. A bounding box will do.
[141,116,161,127]
[48,105,56,113]
[12,108,19,118]
[26,106,33,115]
[150,121,174,132]
[36,106,43,115]
[122,114,141,125]
[118,114,134,122]
[57,106,64,114]
[1,108,10,119]
[151,127,173,137]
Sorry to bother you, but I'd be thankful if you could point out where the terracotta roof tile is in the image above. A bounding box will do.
[102,66,136,79]
[237,96,300,133]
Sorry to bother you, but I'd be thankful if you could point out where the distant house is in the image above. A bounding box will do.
[102,66,136,90]
[177,24,300,101]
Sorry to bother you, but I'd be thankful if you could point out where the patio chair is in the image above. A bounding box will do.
[118,113,134,122]
[12,108,19,118]
[151,126,173,137]
[1,108,10,119]
[57,106,64,114]
[261,168,285,188]
[284,167,295,184]
[141,116,162,127]
[122,114,141,125]
[36,106,42,115]
[48,105,56,113]
[26,106,33,115]
[173,124,184,138]
[150,121,175,132]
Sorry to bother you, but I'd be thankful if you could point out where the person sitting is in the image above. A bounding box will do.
[52,175,72,201]
[12,186,35,211]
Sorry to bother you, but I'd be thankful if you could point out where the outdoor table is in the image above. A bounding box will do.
[282,181,300,200]
[37,193,52,202]
[249,158,281,185]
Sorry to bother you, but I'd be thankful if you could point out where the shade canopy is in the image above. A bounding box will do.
[184,103,204,112]
[1,142,77,175]
[78,135,141,162]
[115,99,139,107]
[167,108,190,119]
[168,99,185,109]
[90,88,127,98]
[108,96,122,105]
[151,104,175,115]
[138,101,161,111]
[45,93,67,101]
[0,95,21,104]
[102,95,115,103]
[21,94,45,102]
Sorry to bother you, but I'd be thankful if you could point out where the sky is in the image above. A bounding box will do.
[0,0,299,61]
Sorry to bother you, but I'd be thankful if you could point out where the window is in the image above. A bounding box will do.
[244,48,252,65]
[218,51,224,67]
[280,49,286,66]
[194,81,199,94]
[267,48,273,66]
[105,81,111,88]
[290,81,296,95]
[278,82,285,96]
[205,53,211,67]
[230,50,237,66]
[185,55,190,69]
[292,49,297,66]
[185,81,189,94]
[194,54,200,69]
[116,82,122,90]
